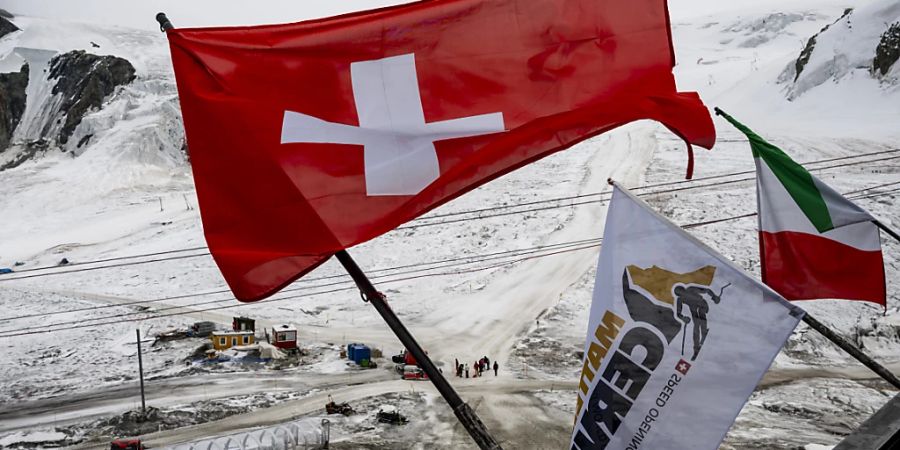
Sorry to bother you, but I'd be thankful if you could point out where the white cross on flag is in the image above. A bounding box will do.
[572,186,802,450]
[165,0,717,301]
[281,53,506,196]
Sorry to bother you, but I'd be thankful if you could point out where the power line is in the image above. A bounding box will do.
[0,243,605,339]
[3,180,897,340]
[3,150,896,282]
[413,148,900,223]
[401,154,900,230]
[6,246,208,275]
[1,167,898,330]
[0,252,212,282]
[0,238,605,333]
[0,237,604,324]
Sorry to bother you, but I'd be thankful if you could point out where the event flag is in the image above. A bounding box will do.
[571,185,802,450]
[718,111,886,307]
[163,0,716,301]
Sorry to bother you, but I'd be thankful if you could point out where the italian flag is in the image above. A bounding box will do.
[718,110,886,307]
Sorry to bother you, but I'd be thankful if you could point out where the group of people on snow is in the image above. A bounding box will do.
[454,356,498,378]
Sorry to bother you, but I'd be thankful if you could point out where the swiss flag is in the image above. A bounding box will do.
[166,0,716,301]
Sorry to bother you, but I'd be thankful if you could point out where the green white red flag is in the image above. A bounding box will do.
[718,110,886,307]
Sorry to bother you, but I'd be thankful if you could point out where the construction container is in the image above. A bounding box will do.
[347,343,365,361]
[352,345,371,365]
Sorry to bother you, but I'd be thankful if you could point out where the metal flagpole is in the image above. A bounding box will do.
[875,220,900,245]
[335,250,502,450]
[801,314,900,390]
[155,14,500,448]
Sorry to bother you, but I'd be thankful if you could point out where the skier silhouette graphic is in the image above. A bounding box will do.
[675,283,730,361]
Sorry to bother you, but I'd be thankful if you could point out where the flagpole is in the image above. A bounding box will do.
[874,220,900,245]
[335,250,502,450]
[801,313,900,390]
[155,13,500,449]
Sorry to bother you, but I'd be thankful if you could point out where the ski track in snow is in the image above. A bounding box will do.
[1,1,900,448]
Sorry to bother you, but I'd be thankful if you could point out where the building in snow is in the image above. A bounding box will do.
[232,316,255,331]
[269,324,298,351]
[211,330,255,350]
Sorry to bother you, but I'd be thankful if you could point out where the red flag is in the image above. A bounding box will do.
[166,0,717,301]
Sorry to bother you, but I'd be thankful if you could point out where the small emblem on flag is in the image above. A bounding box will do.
[676,359,692,375]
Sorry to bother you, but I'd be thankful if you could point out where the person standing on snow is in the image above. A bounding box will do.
[493,361,499,376]
[465,364,469,378]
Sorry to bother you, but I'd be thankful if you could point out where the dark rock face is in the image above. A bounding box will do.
[874,22,900,77]
[794,8,853,81]
[0,64,28,153]
[0,9,13,19]
[47,50,136,144]
[0,16,17,38]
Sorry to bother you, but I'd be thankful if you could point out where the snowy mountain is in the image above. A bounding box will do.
[0,1,898,449]
[0,14,185,171]
[782,0,900,99]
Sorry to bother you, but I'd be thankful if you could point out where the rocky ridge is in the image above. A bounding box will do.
[781,0,900,99]
[0,16,18,39]
[0,48,136,169]
[0,63,27,153]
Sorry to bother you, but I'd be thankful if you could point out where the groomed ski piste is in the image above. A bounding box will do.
[0,0,899,448]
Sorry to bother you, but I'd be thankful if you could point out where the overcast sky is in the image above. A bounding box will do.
[2,0,755,31]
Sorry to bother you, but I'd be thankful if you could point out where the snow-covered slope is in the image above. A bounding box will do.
[0,15,189,263]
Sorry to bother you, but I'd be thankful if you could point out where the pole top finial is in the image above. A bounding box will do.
[156,12,174,32]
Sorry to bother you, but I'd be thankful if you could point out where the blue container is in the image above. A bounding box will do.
[352,345,371,365]
[348,343,364,360]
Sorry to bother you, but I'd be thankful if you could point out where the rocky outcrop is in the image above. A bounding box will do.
[0,64,28,152]
[0,16,18,39]
[793,8,852,82]
[781,0,900,99]
[874,22,900,77]
[47,50,136,145]
[0,8,13,19]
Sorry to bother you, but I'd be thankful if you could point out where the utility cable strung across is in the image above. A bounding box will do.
[1,171,898,329]
[0,183,896,338]
[2,149,898,283]
[0,241,603,339]
[0,238,602,333]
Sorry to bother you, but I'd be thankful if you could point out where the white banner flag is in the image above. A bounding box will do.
[571,185,803,450]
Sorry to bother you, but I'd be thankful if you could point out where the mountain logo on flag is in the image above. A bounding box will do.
[623,265,728,361]
[573,266,731,448]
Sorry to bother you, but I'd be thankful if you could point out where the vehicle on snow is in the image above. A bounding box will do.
[376,404,408,425]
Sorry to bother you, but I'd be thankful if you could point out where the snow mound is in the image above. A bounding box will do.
[781,0,900,99]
